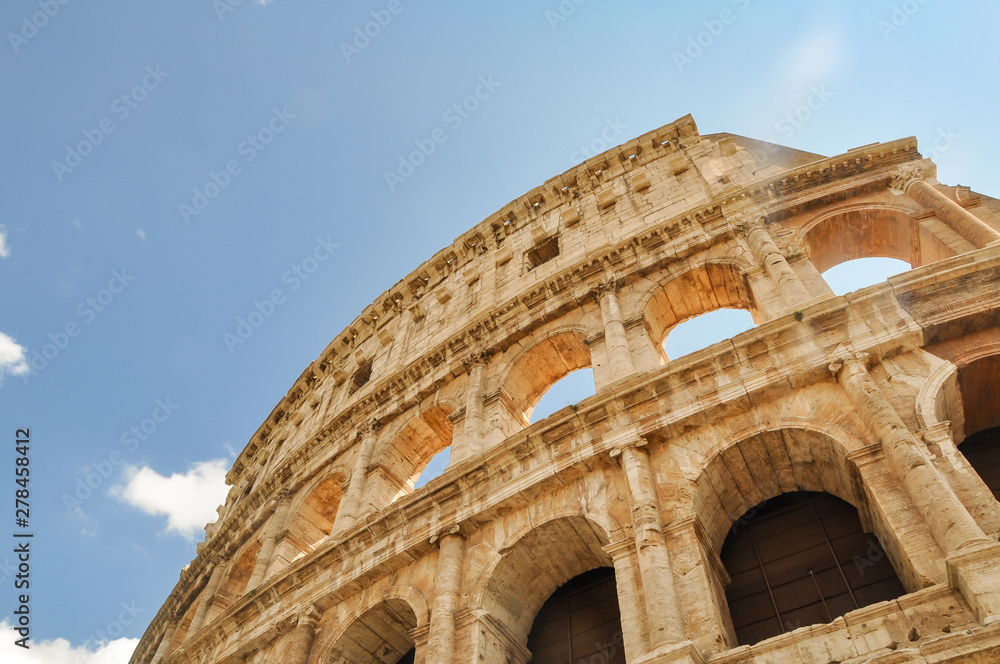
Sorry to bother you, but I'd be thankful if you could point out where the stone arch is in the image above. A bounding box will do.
[317,591,425,664]
[221,540,261,599]
[686,424,861,554]
[167,599,200,651]
[370,404,456,506]
[799,202,953,273]
[474,513,613,645]
[285,470,347,553]
[496,327,594,426]
[641,261,759,354]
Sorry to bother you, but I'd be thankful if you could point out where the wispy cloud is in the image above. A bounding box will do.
[0,224,9,257]
[0,622,137,663]
[110,459,230,540]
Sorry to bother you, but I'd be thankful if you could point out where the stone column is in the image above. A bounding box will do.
[734,215,813,309]
[603,539,651,662]
[455,353,488,463]
[891,165,1000,248]
[831,352,990,554]
[611,439,685,649]
[149,624,176,664]
[922,423,1000,538]
[247,492,292,589]
[186,562,226,637]
[285,611,319,664]
[596,278,637,383]
[426,528,466,664]
[333,420,380,532]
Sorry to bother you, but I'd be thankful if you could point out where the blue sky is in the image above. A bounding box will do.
[2,1,999,660]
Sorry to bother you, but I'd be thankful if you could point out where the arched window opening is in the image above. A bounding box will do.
[221,542,260,599]
[322,599,417,664]
[955,354,1000,498]
[499,331,592,428]
[643,263,759,356]
[802,205,952,275]
[821,258,911,296]
[396,649,415,664]
[287,474,344,551]
[721,492,904,646]
[530,368,596,423]
[375,406,454,506]
[663,308,755,361]
[349,360,373,395]
[960,427,1000,499]
[526,567,625,664]
[414,446,450,488]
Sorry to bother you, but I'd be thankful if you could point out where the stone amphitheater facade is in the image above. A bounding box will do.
[131,115,1000,664]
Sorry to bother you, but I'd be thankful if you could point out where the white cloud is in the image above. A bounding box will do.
[0,224,9,257]
[136,229,146,240]
[0,331,30,382]
[0,622,137,664]
[111,459,230,540]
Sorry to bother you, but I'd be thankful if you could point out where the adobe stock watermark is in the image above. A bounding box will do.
[923,127,958,163]
[62,398,179,516]
[178,106,295,223]
[545,0,588,31]
[750,84,834,161]
[673,0,753,74]
[384,75,501,192]
[7,0,72,54]
[80,601,145,650]
[223,236,339,352]
[341,0,408,63]
[878,0,932,40]
[569,117,628,165]
[51,66,169,183]
[21,268,136,383]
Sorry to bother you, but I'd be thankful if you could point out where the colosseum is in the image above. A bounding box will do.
[131,114,1000,664]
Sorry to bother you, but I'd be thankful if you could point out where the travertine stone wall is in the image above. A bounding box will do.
[134,115,1000,664]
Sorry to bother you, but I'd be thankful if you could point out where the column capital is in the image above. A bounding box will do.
[462,350,492,368]
[296,605,321,628]
[609,436,648,459]
[828,349,870,378]
[888,163,927,195]
[593,272,623,298]
[730,213,767,237]
[429,524,463,546]
[358,418,382,437]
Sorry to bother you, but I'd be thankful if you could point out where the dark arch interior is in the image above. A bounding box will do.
[396,649,415,664]
[526,567,625,664]
[721,492,905,646]
[960,426,1000,499]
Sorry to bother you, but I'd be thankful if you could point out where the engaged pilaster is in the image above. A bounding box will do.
[333,419,380,533]
[426,527,466,664]
[733,214,813,310]
[285,609,320,664]
[596,277,637,383]
[247,490,292,589]
[186,561,226,638]
[455,352,489,463]
[611,439,686,650]
[890,165,1000,248]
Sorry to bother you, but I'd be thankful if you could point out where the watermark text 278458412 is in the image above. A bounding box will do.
[13,428,33,649]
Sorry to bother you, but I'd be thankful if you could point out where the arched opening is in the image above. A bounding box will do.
[374,406,454,506]
[168,599,199,649]
[821,257,911,296]
[530,368,596,423]
[499,330,593,427]
[663,308,756,361]
[480,516,612,649]
[801,205,952,276]
[526,567,625,664]
[287,474,344,550]
[322,598,418,664]
[956,353,1000,498]
[643,263,759,360]
[721,491,904,645]
[414,446,450,488]
[221,542,259,599]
